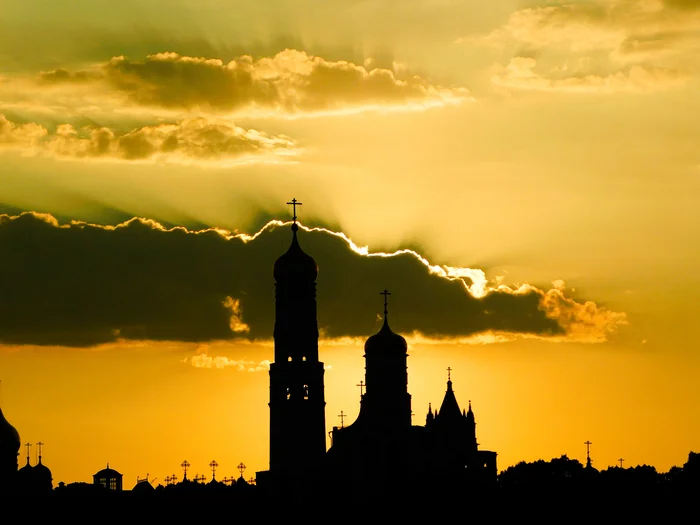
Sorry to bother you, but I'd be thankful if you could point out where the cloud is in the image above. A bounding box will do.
[475,0,700,93]
[36,49,470,115]
[0,114,298,165]
[0,114,47,147]
[185,344,269,371]
[491,56,685,93]
[0,212,626,347]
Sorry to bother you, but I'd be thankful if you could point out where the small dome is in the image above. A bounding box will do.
[95,466,122,478]
[0,407,20,454]
[364,317,407,355]
[33,460,53,488]
[273,224,318,283]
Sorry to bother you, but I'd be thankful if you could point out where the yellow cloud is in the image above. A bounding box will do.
[475,0,700,93]
[186,344,269,371]
[0,114,298,166]
[36,49,470,116]
[491,56,686,93]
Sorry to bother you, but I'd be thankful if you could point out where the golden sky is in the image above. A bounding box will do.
[1,0,699,486]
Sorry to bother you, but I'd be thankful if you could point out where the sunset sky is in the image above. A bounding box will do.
[1,0,699,487]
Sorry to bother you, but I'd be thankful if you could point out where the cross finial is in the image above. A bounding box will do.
[356,380,365,398]
[338,410,346,427]
[237,462,246,477]
[618,458,625,468]
[447,366,452,381]
[181,460,190,480]
[380,289,391,317]
[36,441,44,463]
[584,440,592,461]
[24,442,31,464]
[209,460,218,480]
[286,198,302,224]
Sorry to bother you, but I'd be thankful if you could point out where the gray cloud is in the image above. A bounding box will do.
[0,212,626,347]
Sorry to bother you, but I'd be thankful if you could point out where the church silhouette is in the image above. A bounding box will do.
[256,199,497,497]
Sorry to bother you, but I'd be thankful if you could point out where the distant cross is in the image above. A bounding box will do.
[209,460,219,480]
[194,474,206,483]
[618,458,625,468]
[171,474,178,484]
[380,289,391,316]
[181,460,190,480]
[356,380,365,398]
[222,476,232,485]
[24,442,31,462]
[238,462,247,477]
[165,475,172,485]
[248,477,255,484]
[447,367,452,381]
[411,410,415,423]
[584,440,593,464]
[36,441,44,462]
[338,411,346,428]
[287,198,302,223]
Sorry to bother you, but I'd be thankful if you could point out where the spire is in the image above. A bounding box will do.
[426,402,434,425]
[380,289,391,328]
[436,369,462,422]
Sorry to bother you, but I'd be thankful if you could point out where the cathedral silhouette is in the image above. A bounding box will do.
[0,199,497,504]
[256,199,497,495]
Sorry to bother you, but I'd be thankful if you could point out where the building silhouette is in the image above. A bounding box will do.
[326,293,497,491]
[94,464,123,491]
[258,200,327,488]
[17,441,53,492]
[259,200,497,494]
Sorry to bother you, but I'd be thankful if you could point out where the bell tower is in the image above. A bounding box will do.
[268,199,326,480]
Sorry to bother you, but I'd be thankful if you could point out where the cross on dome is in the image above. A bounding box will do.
[380,289,391,317]
[287,198,302,224]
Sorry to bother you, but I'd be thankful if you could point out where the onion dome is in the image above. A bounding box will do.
[273,223,318,283]
[33,456,53,490]
[364,317,407,355]
[0,407,20,456]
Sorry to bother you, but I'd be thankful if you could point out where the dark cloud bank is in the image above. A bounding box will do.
[0,212,624,347]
